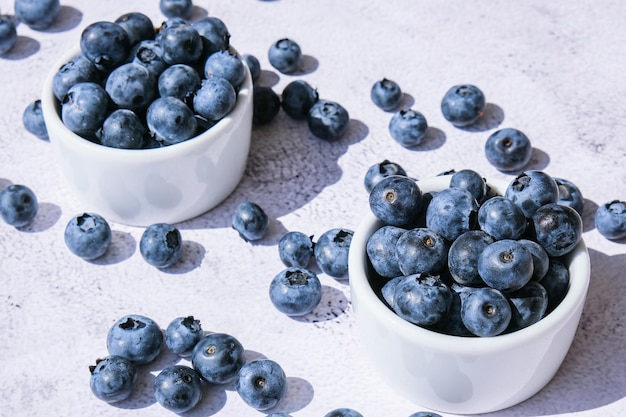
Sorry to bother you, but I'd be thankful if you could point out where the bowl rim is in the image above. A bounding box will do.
[349,174,591,353]
[41,44,253,163]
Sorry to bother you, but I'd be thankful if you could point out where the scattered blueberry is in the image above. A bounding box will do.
[269,267,322,316]
[460,287,511,337]
[440,84,486,127]
[236,359,288,410]
[97,109,146,149]
[154,365,203,413]
[484,128,532,172]
[363,159,408,193]
[140,223,184,268]
[594,200,626,240]
[313,228,353,279]
[307,99,350,141]
[324,408,364,417]
[165,316,203,357]
[388,109,428,148]
[370,78,402,111]
[231,201,270,241]
[14,0,60,30]
[0,184,38,227]
[106,314,164,365]
[191,332,245,384]
[392,273,453,327]
[477,239,534,292]
[278,231,314,268]
[89,355,137,403]
[253,86,281,125]
[22,99,48,139]
[369,175,423,228]
[159,0,194,19]
[146,96,198,145]
[64,212,112,260]
[0,15,17,55]
[281,79,318,120]
[268,38,302,74]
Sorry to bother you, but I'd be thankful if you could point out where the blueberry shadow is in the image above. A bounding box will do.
[17,202,61,232]
[395,93,415,112]
[256,69,281,87]
[40,5,83,32]
[292,285,350,323]
[0,178,11,189]
[189,5,209,22]
[160,240,206,273]
[113,370,157,409]
[495,147,551,176]
[292,55,319,75]
[459,103,505,132]
[243,349,268,363]
[183,382,228,416]
[227,216,290,247]
[265,376,315,414]
[91,230,137,265]
[0,36,40,60]
[581,199,599,233]
[404,126,447,152]
[140,343,182,372]
[479,248,626,416]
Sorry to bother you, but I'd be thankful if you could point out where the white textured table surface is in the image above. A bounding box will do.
[1,1,625,416]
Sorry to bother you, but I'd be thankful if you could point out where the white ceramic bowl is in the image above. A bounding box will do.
[41,46,253,227]
[348,175,590,415]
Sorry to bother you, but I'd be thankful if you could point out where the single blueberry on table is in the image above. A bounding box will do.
[114,12,155,46]
[158,63,201,101]
[269,267,322,316]
[105,63,157,112]
[154,365,203,413]
[165,316,203,357]
[52,54,100,102]
[97,109,146,149]
[307,100,350,141]
[450,169,486,203]
[371,78,402,111]
[484,128,532,172]
[363,159,408,193]
[193,75,237,122]
[447,230,495,287]
[231,201,270,241]
[477,239,534,292]
[314,228,354,279]
[392,273,453,327]
[204,50,246,89]
[236,359,288,410]
[554,177,585,217]
[0,184,39,227]
[425,187,479,242]
[107,314,164,365]
[23,99,48,139]
[477,196,527,240]
[388,109,428,148]
[594,200,626,240]
[0,15,17,55]
[243,53,261,82]
[395,227,449,276]
[61,82,111,137]
[14,0,60,30]
[506,280,548,332]
[89,355,137,403]
[253,86,281,125]
[539,258,570,311]
[324,408,364,417]
[268,38,302,74]
[278,231,314,268]
[64,212,112,260]
[160,0,194,19]
[366,225,406,278]
[281,79,318,120]
[440,84,486,127]
[531,203,583,257]
[191,332,245,384]
[80,21,131,72]
[193,16,230,51]
[129,40,169,78]
[504,170,559,218]
[460,287,511,337]
[146,96,198,146]
[140,223,183,268]
[158,22,203,65]
[369,175,423,228]
[518,238,550,281]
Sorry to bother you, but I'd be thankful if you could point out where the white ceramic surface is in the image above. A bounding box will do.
[348,175,591,415]
[41,46,253,227]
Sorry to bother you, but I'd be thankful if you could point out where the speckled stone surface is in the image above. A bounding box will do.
[0,1,625,416]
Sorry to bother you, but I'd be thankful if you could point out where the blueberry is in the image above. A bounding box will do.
[61,82,111,137]
[204,50,246,88]
[554,177,584,217]
[105,63,157,112]
[236,359,288,410]
[129,40,169,77]
[253,86,281,125]
[450,169,486,203]
[409,412,444,417]
[0,15,17,55]
[89,355,137,403]
[231,201,270,241]
[269,267,322,316]
[140,223,184,268]
[97,109,146,149]
[0,184,39,227]
[158,22,203,65]
[165,316,203,357]
[146,96,198,145]
[369,175,423,228]
[518,238,550,281]
[193,16,230,51]
[52,54,100,102]
[22,99,48,139]
[64,213,112,260]
[14,0,60,30]
[80,21,131,72]
[484,128,532,172]
[460,287,511,337]
[395,227,448,275]
[429,291,473,337]
[115,12,155,46]
[506,280,548,332]
[381,275,406,308]
[477,239,534,292]
[366,225,406,278]
[477,196,527,240]
[531,203,583,257]
[324,408,364,417]
[388,109,428,148]
[267,414,293,417]
[193,76,237,122]
[440,84,485,127]
[539,258,570,311]
[243,53,261,82]
[268,38,302,74]
[191,332,245,384]
[281,80,318,120]
[370,78,402,111]
[307,100,350,141]
[160,0,194,19]
[278,231,314,268]
[313,228,353,279]
[425,187,479,242]
[594,200,626,240]
[107,314,164,365]
[392,273,453,327]
[504,170,559,218]
[157,63,201,101]
[154,365,203,413]
[447,230,495,287]
[363,159,408,193]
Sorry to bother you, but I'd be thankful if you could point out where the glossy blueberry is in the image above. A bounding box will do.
[477,196,527,240]
[324,408,364,417]
[159,22,203,65]
[89,355,137,403]
[595,200,626,240]
[154,365,203,413]
[477,239,534,292]
[268,38,302,74]
[165,316,203,357]
[191,332,245,384]
[395,227,448,275]
[140,223,183,268]
[193,76,237,122]
[253,86,281,125]
[129,40,169,77]
[0,184,38,227]
[409,412,444,417]
[307,100,350,141]
[97,109,146,149]
[366,225,405,278]
[440,84,485,127]
[80,21,131,72]
[157,63,201,101]
[450,169,486,203]
[539,258,570,311]
[14,0,60,30]
[531,203,583,257]
[160,0,194,19]
[0,15,17,55]
[314,228,353,279]
[484,128,532,172]
[114,12,155,46]
[243,53,261,82]
[193,16,230,51]
[504,170,559,218]
[507,280,548,332]
[369,175,423,228]
[52,54,100,102]
[105,63,157,112]
[371,78,402,111]
[460,287,511,337]
[518,239,550,281]
[231,201,270,241]
[204,50,245,88]
[269,267,322,316]
[156,17,188,40]
[363,159,407,193]
[278,231,314,268]
[447,230,495,287]
[236,359,288,410]
[554,177,584,217]
[392,273,453,326]
[146,96,198,145]
[23,99,48,139]
[425,187,479,242]
[281,79,318,120]
[388,109,428,148]
[106,314,163,365]
[64,212,112,260]
[61,82,110,136]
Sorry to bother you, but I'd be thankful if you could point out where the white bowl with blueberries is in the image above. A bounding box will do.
[41,13,253,226]
[348,171,591,414]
